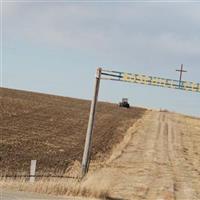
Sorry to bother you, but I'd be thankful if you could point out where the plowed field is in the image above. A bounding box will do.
[0,88,145,175]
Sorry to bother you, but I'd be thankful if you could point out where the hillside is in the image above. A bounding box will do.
[0,88,146,176]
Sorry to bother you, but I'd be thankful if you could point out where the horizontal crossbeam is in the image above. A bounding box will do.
[101,69,200,93]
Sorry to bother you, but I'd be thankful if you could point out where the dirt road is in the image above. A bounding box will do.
[86,111,200,200]
[1,190,98,200]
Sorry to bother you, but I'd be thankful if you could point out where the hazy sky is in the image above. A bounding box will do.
[1,1,200,116]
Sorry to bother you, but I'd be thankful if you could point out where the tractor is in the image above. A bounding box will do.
[119,98,130,108]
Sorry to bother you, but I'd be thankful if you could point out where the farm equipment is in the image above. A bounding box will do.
[119,98,130,108]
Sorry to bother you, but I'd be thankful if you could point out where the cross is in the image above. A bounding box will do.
[176,64,187,87]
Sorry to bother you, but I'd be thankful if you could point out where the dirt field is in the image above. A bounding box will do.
[84,111,200,200]
[0,87,145,176]
[1,91,200,200]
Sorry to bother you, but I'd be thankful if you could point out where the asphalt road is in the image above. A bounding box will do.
[1,190,92,200]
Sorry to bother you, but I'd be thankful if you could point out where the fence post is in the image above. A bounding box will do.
[30,160,37,183]
[81,68,102,177]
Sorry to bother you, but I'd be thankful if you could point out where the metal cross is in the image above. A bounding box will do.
[176,64,187,87]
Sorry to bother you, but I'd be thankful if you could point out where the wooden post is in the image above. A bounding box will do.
[30,160,37,183]
[81,67,102,177]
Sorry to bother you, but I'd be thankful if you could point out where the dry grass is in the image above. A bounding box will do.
[0,122,144,199]
[0,176,110,199]
[0,159,111,200]
[106,117,144,164]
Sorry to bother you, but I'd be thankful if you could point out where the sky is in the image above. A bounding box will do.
[1,0,200,117]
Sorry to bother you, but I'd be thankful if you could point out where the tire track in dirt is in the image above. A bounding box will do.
[145,113,176,200]
[167,115,200,200]
[83,111,200,200]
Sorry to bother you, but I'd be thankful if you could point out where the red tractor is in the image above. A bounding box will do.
[119,98,130,108]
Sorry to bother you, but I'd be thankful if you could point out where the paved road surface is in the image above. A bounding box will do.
[1,190,77,200]
[1,189,98,200]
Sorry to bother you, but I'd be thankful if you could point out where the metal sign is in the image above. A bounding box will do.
[101,69,200,93]
[82,67,200,177]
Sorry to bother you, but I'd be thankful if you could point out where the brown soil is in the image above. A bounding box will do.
[0,87,145,176]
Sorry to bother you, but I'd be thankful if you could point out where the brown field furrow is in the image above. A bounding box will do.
[0,87,145,175]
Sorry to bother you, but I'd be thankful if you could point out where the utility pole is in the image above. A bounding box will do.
[81,67,102,177]
[176,64,187,87]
